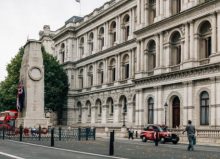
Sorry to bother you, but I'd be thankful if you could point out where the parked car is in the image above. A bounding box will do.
[140,125,179,144]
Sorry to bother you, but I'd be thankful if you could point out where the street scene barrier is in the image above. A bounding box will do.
[0,126,96,144]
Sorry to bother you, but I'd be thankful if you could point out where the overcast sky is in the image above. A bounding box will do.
[0,0,108,82]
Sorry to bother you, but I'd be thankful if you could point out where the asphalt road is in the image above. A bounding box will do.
[1,138,220,159]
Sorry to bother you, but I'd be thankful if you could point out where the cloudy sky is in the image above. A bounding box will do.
[0,0,108,82]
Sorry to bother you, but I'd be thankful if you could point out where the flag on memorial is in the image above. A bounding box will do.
[75,0,80,3]
[16,81,25,112]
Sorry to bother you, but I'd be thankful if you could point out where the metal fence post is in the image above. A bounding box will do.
[59,127,61,141]
[109,130,114,156]
[86,128,89,141]
[51,128,54,147]
[39,125,41,141]
[78,127,81,141]
[19,125,23,142]
[3,126,5,140]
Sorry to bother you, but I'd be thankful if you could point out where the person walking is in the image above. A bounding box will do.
[183,120,196,151]
[128,128,134,140]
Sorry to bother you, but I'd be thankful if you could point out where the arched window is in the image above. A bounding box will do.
[120,96,127,113]
[79,37,84,58]
[96,99,102,116]
[98,62,104,85]
[99,27,105,51]
[88,32,94,54]
[78,69,84,89]
[110,21,117,46]
[77,102,82,122]
[123,14,130,41]
[198,21,212,62]
[170,31,181,66]
[107,98,114,115]
[122,54,130,79]
[148,97,154,124]
[60,43,65,64]
[109,58,116,82]
[200,91,209,125]
[147,40,156,71]
[87,66,93,87]
[149,0,156,24]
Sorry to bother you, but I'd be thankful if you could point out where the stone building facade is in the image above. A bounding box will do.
[39,0,220,131]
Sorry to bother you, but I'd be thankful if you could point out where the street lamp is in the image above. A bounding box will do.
[164,102,168,126]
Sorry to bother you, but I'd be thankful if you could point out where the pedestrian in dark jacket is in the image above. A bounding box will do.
[183,120,196,151]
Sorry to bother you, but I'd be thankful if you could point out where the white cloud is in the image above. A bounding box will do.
[0,0,108,82]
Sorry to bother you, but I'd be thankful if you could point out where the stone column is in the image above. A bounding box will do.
[141,0,145,25]
[93,63,97,86]
[217,11,220,53]
[215,77,220,126]
[91,105,97,124]
[157,86,162,125]
[145,2,149,26]
[129,9,133,39]
[184,23,189,61]
[104,58,108,83]
[144,50,148,72]
[83,66,87,88]
[104,22,109,49]
[117,54,121,81]
[160,0,164,16]
[117,16,121,44]
[136,90,144,127]
[131,49,135,78]
[102,105,108,124]
[127,102,135,125]
[159,33,164,67]
[93,28,98,53]
[189,21,195,60]
[137,0,141,25]
[132,7,136,32]
[113,103,120,123]
[140,40,145,72]
[156,0,160,17]
[212,13,217,54]
[210,77,216,126]
[136,41,141,73]
[156,34,160,68]
[82,105,88,124]
[84,34,88,56]
[129,50,133,78]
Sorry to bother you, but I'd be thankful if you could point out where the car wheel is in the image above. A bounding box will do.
[172,141,178,144]
[160,137,165,144]
[142,136,147,142]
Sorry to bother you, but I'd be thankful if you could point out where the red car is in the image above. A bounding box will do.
[140,125,179,144]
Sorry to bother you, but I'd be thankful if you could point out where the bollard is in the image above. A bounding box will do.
[39,125,41,141]
[19,125,23,142]
[59,127,62,141]
[3,126,5,140]
[51,128,54,147]
[93,128,96,140]
[109,130,114,156]
[136,131,138,138]
[78,127,81,141]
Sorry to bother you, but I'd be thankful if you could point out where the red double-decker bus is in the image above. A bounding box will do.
[0,110,18,130]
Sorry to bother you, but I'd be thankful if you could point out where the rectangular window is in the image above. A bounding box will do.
[101,72,104,84]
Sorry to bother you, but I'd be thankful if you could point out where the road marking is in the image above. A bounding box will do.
[0,152,25,159]
[10,140,128,159]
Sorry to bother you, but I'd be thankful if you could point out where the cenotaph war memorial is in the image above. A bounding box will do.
[16,40,48,128]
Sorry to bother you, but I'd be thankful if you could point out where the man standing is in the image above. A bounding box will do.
[183,120,196,151]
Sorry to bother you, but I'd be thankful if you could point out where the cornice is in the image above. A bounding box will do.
[135,63,220,89]
[69,82,135,97]
[62,38,136,67]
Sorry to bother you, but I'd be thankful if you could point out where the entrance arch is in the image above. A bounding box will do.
[172,96,180,128]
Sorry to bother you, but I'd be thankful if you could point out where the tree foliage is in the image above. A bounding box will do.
[0,46,69,118]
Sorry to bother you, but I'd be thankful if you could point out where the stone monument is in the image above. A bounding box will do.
[16,40,48,128]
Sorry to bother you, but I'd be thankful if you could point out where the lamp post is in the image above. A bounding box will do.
[164,102,168,126]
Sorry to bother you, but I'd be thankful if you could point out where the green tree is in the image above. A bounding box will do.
[0,46,69,123]
[0,47,24,111]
